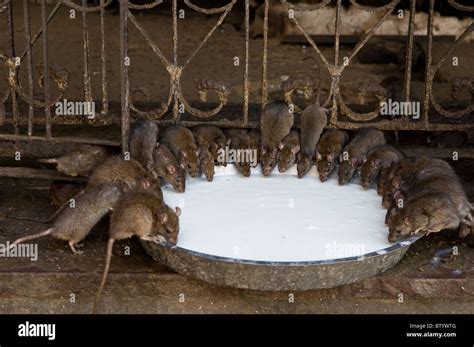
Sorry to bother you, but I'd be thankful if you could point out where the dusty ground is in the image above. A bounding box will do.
[0,4,473,314]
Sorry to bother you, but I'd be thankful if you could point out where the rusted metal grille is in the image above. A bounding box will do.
[0,0,473,155]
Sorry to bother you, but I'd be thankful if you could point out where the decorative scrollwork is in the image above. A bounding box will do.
[0,52,69,109]
[428,22,474,118]
[280,0,331,12]
[128,0,237,120]
[447,0,474,12]
[349,0,400,12]
[61,0,113,13]
[281,76,314,113]
[336,82,387,122]
[184,0,235,14]
[129,0,163,10]
[195,78,231,104]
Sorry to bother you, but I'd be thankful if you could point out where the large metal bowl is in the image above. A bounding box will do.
[140,166,420,291]
[140,235,419,291]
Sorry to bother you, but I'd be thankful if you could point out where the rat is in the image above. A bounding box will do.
[224,128,251,177]
[152,143,185,192]
[88,156,154,191]
[160,125,200,178]
[316,129,349,182]
[192,125,228,164]
[7,182,126,255]
[92,189,180,313]
[388,191,470,243]
[8,157,152,225]
[277,130,300,173]
[378,158,414,203]
[197,144,215,182]
[38,145,109,177]
[360,145,405,189]
[389,157,472,221]
[338,128,385,185]
[297,101,328,178]
[248,129,261,168]
[129,119,159,174]
[260,101,294,176]
[49,182,86,209]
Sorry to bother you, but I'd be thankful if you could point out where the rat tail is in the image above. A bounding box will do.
[8,228,55,251]
[92,238,115,314]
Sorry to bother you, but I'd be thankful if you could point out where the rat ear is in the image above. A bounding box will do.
[160,213,168,225]
[122,181,131,193]
[181,150,188,158]
[316,151,322,161]
[226,138,232,145]
[292,145,300,154]
[278,141,284,150]
[404,216,410,225]
[155,142,160,148]
[350,157,358,167]
[166,163,176,174]
[175,206,181,216]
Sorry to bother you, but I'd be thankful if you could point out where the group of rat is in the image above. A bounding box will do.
[7,96,473,312]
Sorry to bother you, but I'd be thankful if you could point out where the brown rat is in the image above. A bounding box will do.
[338,128,385,185]
[224,128,251,177]
[316,129,349,182]
[38,145,109,177]
[192,124,228,164]
[387,157,472,223]
[160,125,200,178]
[248,129,261,168]
[129,119,159,174]
[49,182,86,209]
[388,191,468,243]
[8,182,126,255]
[378,158,414,201]
[92,189,180,313]
[152,143,185,192]
[360,145,405,189]
[260,101,294,176]
[198,144,215,182]
[88,156,154,191]
[277,130,300,173]
[297,101,328,178]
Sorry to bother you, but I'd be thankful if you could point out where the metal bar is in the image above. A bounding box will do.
[403,0,416,103]
[172,0,179,121]
[0,167,88,182]
[0,134,120,146]
[23,0,35,136]
[19,1,61,62]
[100,0,109,115]
[41,0,52,138]
[82,0,93,109]
[243,0,249,127]
[261,0,269,110]
[7,0,19,136]
[120,0,130,153]
[423,0,435,127]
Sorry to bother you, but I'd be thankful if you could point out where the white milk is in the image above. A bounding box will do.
[162,165,392,262]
